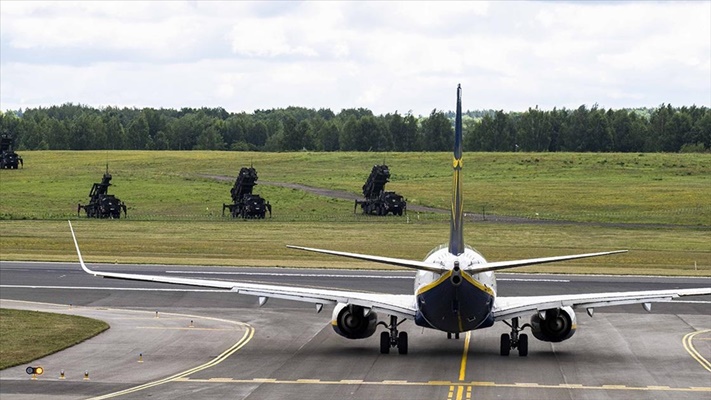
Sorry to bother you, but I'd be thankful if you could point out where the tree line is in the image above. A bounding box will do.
[1,103,708,153]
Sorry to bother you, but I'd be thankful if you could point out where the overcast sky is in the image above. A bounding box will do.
[1,1,709,116]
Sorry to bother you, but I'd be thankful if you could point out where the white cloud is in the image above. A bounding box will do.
[1,1,709,114]
[229,18,316,58]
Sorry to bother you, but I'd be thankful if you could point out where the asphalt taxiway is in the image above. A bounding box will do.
[1,261,709,400]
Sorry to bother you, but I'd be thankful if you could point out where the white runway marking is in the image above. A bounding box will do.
[163,271,570,282]
[498,278,570,282]
[165,271,413,279]
[0,285,228,292]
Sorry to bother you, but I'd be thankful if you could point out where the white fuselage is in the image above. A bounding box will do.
[414,244,497,294]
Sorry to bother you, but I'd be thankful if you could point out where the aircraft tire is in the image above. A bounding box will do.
[397,332,408,355]
[518,334,528,357]
[500,333,511,356]
[380,332,390,354]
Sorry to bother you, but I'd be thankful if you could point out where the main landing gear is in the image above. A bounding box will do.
[379,315,408,354]
[501,317,530,357]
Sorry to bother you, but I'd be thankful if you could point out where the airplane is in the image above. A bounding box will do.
[69,84,711,356]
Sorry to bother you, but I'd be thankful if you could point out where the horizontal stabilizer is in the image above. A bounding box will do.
[287,245,447,273]
[466,250,628,274]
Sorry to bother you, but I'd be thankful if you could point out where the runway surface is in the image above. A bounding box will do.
[1,261,710,400]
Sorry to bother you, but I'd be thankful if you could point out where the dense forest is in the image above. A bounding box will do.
[1,103,709,153]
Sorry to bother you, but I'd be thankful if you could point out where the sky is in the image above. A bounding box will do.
[1,1,710,116]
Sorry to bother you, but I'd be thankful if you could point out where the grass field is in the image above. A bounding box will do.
[0,151,709,224]
[0,151,709,276]
[1,219,709,276]
[0,308,109,370]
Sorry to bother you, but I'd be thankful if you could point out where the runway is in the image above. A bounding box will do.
[1,261,710,400]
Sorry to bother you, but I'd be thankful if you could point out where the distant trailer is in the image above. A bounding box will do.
[354,164,406,216]
[0,136,23,169]
[78,170,127,219]
[222,167,272,219]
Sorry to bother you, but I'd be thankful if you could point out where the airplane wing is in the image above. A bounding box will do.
[492,288,711,321]
[69,222,416,320]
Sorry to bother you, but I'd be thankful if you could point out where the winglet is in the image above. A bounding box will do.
[68,221,97,276]
[449,84,464,255]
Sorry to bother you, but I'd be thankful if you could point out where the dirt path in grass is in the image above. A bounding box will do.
[200,174,706,229]
[200,174,557,224]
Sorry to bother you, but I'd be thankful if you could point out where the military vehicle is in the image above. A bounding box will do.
[0,136,23,169]
[77,169,127,219]
[354,164,407,216]
[223,167,272,219]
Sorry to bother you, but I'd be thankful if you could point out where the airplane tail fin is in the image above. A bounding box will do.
[449,84,464,256]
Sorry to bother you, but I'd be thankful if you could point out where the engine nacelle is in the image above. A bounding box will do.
[530,306,577,343]
[331,303,378,339]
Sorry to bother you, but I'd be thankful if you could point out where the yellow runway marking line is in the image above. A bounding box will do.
[447,331,473,400]
[446,385,469,400]
[175,377,711,393]
[87,311,255,400]
[458,331,471,381]
[682,329,711,373]
[0,300,257,399]
[340,379,363,384]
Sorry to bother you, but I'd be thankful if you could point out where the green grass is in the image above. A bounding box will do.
[0,151,709,225]
[0,151,709,276]
[1,219,709,276]
[0,308,109,370]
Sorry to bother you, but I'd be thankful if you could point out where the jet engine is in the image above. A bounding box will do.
[530,306,577,342]
[331,303,378,339]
